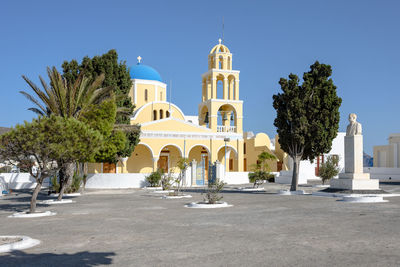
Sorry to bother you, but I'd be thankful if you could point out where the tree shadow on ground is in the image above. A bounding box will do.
[0,203,30,213]
[0,250,115,266]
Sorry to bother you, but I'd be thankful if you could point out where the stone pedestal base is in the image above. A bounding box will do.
[330,178,379,190]
[339,173,370,180]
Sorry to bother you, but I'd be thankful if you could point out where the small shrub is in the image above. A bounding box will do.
[161,173,173,191]
[318,155,340,184]
[66,173,82,193]
[50,172,81,193]
[145,170,162,187]
[203,178,226,204]
[248,171,274,187]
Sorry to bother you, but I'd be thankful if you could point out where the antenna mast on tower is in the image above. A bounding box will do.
[222,17,224,43]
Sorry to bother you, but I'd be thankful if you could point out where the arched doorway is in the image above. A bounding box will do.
[217,145,238,172]
[157,145,182,174]
[188,145,210,185]
[126,143,154,173]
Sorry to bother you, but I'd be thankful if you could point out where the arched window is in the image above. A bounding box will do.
[166,111,170,118]
[159,109,163,119]
[153,110,157,120]
[217,80,223,99]
[228,79,231,99]
[145,89,148,102]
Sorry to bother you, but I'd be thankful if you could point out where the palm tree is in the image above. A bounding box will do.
[20,67,114,200]
[20,67,114,119]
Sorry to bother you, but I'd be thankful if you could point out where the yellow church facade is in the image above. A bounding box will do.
[88,40,278,183]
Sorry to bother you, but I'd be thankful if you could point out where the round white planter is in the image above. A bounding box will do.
[236,187,265,192]
[0,236,40,253]
[184,202,233,209]
[277,189,308,195]
[8,211,57,218]
[50,193,81,197]
[341,196,388,203]
[312,184,330,188]
[152,190,174,194]
[162,195,192,199]
[143,187,163,190]
[40,199,75,205]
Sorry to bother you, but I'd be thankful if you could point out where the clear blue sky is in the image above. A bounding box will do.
[1,0,399,154]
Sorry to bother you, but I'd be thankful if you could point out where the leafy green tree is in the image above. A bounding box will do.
[61,49,133,124]
[20,67,115,200]
[0,116,102,213]
[318,155,340,184]
[273,61,342,191]
[61,50,141,160]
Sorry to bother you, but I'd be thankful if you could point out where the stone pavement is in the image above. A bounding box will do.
[1,182,400,266]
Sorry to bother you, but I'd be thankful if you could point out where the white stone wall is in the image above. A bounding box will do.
[364,167,400,180]
[85,173,149,189]
[0,173,50,190]
[85,172,183,189]
[222,171,250,185]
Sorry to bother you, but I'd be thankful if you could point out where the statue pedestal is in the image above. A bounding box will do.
[330,135,379,190]
[330,177,379,190]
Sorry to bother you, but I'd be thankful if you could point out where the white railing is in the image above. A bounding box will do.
[217,125,237,133]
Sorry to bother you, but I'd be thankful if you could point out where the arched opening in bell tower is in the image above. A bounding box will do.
[199,105,209,127]
[218,56,223,70]
[228,75,236,100]
[216,74,225,99]
[217,104,237,133]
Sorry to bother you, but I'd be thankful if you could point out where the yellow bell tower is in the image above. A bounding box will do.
[198,39,243,134]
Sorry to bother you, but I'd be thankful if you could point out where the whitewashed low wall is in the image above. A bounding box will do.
[85,173,149,189]
[0,173,49,190]
[364,167,400,180]
[275,170,311,185]
[222,172,250,185]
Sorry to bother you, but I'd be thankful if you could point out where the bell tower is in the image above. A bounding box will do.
[198,39,243,134]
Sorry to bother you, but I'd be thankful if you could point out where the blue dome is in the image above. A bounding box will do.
[130,63,162,82]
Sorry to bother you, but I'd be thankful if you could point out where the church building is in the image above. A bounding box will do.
[88,40,277,185]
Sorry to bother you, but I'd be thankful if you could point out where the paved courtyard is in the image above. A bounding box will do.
[1,182,400,266]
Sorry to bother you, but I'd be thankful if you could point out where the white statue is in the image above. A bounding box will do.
[346,113,362,136]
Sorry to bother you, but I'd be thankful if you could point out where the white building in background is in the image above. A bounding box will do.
[373,134,400,168]
[275,132,345,184]
[362,134,400,181]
